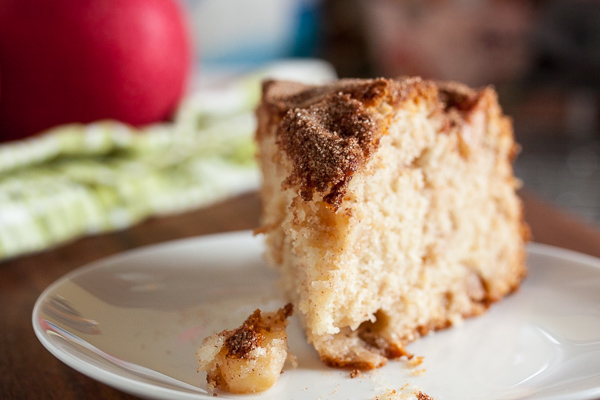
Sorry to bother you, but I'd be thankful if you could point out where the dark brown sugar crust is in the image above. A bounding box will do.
[436,80,481,112]
[224,303,293,359]
[224,310,265,359]
[260,77,483,210]
[261,78,392,116]
[280,93,380,208]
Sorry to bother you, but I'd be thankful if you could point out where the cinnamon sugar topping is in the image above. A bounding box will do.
[224,304,293,359]
[279,93,381,209]
[437,81,480,112]
[261,77,483,210]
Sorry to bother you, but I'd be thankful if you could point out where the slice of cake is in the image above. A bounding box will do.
[255,77,528,369]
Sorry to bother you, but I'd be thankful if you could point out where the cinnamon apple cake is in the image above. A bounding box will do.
[255,77,528,369]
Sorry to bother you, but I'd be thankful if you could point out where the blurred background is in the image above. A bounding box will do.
[185,0,600,226]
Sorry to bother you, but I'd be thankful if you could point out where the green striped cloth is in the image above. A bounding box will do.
[0,60,336,260]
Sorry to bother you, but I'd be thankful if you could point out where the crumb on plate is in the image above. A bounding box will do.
[196,304,293,394]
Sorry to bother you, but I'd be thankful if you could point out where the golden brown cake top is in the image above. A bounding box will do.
[260,77,486,210]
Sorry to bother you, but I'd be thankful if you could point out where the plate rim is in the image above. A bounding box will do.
[30,231,257,400]
[32,231,600,400]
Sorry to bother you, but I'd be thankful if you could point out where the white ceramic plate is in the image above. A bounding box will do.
[33,231,600,400]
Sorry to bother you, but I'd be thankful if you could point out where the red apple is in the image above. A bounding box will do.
[0,0,191,142]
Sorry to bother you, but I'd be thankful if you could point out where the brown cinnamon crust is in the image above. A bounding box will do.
[223,303,293,359]
[261,78,397,118]
[279,93,380,209]
[259,77,490,210]
[224,312,264,359]
[436,80,481,112]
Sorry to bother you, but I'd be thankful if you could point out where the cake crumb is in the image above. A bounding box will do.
[196,304,293,394]
[350,369,361,379]
[373,385,433,400]
[416,391,433,400]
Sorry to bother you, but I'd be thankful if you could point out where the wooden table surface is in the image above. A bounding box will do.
[1,190,600,400]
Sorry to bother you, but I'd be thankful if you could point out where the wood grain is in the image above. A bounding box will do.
[1,190,599,399]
